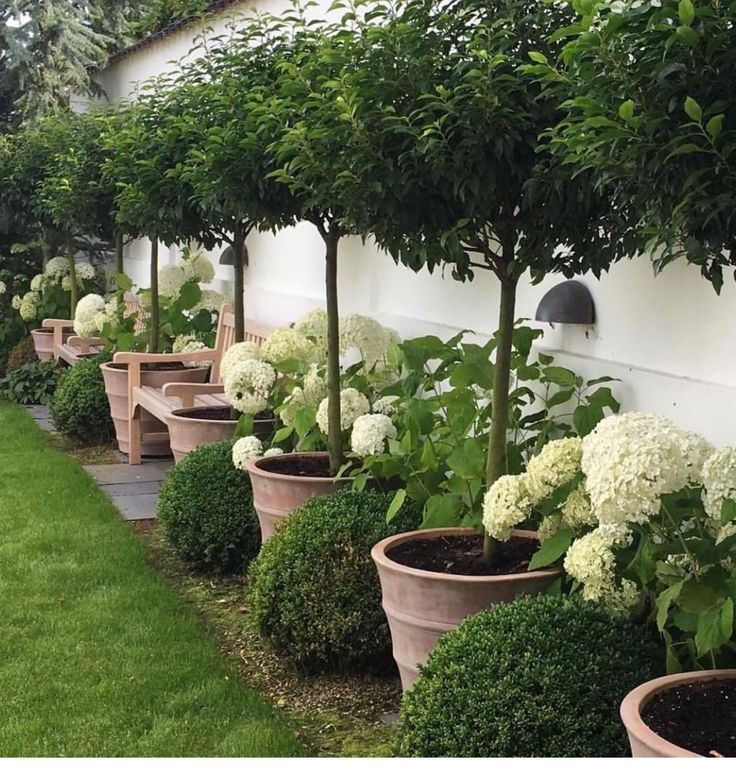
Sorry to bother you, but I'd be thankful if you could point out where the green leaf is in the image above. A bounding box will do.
[684,96,703,122]
[695,598,734,658]
[421,494,462,529]
[528,51,548,65]
[706,114,725,139]
[234,413,253,439]
[446,437,485,480]
[293,406,316,437]
[386,489,407,523]
[114,272,133,292]
[573,404,605,436]
[676,25,700,46]
[678,0,695,25]
[272,425,294,444]
[177,281,201,310]
[618,99,635,122]
[528,529,574,570]
[721,498,736,526]
[656,580,684,631]
[542,366,576,387]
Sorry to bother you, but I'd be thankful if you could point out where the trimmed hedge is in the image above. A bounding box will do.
[157,440,260,573]
[248,488,422,673]
[397,594,663,757]
[50,354,114,443]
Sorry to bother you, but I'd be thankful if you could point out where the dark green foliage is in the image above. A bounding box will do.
[50,354,114,443]
[0,360,59,405]
[248,489,422,673]
[397,595,663,757]
[5,336,37,373]
[157,440,260,573]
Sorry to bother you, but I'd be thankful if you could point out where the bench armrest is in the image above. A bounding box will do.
[113,349,216,365]
[162,382,226,409]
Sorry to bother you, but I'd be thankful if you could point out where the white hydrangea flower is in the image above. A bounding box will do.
[61,276,74,292]
[351,413,397,456]
[30,274,45,291]
[262,327,315,364]
[536,483,596,543]
[75,262,95,281]
[482,474,533,541]
[19,291,40,321]
[263,447,284,458]
[0,280,5,295]
[582,413,711,526]
[173,333,211,368]
[224,359,276,415]
[93,298,119,334]
[701,447,736,532]
[340,314,396,368]
[11,294,21,310]
[563,523,632,604]
[74,293,106,337]
[45,256,70,278]
[232,435,263,469]
[181,251,215,284]
[303,364,328,406]
[316,388,370,433]
[372,395,400,415]
[158,265,187,298]
[220,342,265,380]
[192,289,226,313]
[525,437,583,504]
[294,308,330,360]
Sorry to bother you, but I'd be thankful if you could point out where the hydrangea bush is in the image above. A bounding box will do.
[220,308,401,469]
[353,324,620,529]
[12,258,99,325]
[72,250,225,353]
[482,412,736,670]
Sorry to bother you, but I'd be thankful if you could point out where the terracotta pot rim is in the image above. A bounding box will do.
[371,527,560,583]
[32,327,53,334]
[247,451,355,483]
[620,669,736,758]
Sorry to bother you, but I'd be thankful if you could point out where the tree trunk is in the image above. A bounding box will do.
[149,239,160,353]
[67,238,79,318]
[115,230,124,275]
[41,227,53,271]
[232,222,246,343]
[483,267,518,564]
[324,228,343,475]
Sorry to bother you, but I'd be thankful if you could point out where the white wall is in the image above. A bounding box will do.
[94,4,736,447]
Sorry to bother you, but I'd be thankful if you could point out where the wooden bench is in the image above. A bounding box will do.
[113,303,275,464]
[43,293,147,366]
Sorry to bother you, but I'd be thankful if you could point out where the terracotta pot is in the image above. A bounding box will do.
[621,669,736,757]
[371,527,560,691]
[167,408,275,463]
[100,362,209,457]
[31,327,72,362]
[246,451,351,541]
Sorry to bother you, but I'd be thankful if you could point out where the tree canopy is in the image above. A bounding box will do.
[542,0,736,290]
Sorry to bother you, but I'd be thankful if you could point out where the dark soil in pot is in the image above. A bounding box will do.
[108,362,205,372]
[643,679,736,757]
[175,406,274,433]
[386,533,537,576]
[257,454,334,478]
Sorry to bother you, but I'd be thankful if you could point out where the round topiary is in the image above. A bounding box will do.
[50,354,114,443]
[397,594,663,757]
[6,336,38,373]
[157,440,260,573]
[248,488,422,674]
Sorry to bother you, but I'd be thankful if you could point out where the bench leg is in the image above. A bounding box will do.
[129,405,142,465]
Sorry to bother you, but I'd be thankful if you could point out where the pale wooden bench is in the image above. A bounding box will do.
[43,293,147,365]
[113,303,275,464]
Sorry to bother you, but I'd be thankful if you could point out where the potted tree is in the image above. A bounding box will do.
[98,101,221,456]
[320,0,636,687]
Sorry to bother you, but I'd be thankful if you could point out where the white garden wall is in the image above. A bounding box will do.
[92,2,736,446]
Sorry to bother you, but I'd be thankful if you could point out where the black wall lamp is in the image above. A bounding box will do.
[219,245,249,266]
[534,280,595,325]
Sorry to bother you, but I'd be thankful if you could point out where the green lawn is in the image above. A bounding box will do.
[0,403,304,757]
